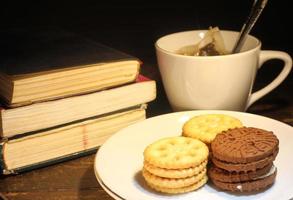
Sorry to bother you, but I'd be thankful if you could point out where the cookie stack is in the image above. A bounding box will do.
[142,136,209,194]
[182,114,243,147]
[209,127,279,192]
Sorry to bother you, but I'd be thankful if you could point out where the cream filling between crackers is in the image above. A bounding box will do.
[252,164,276,180]
[236,164,277,191]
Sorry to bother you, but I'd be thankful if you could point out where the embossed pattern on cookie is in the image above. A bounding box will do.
[211,127,279,163]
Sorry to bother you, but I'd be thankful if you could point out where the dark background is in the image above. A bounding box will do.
[2,0,292,60]
[1,0,292,114]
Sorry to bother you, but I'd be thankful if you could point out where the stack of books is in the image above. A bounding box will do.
[0,28,156,175]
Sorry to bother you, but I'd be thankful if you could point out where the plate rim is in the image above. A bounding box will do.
[94,160,124,200]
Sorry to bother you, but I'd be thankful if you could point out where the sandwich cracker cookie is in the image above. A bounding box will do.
[144,136,209,169]
[143,160,208,179]
[210,167,277,192]
[146,175,208,194]
[142,167,207,189]
[209,127,279,193]
[211,127,279,164]
[142,136,209,194]
[182,114,243,144]
[208,163,273,183]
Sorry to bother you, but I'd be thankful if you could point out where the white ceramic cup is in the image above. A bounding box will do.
[155,30,292,111]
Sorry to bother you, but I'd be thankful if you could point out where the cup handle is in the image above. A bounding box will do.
[246,50,292,110]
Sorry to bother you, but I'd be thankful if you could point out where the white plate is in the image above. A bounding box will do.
[94,110,293,200]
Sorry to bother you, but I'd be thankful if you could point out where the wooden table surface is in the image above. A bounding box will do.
[1,2,292,199]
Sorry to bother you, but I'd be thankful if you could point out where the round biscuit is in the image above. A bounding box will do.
[142,167,207,189]
[143,136,209,169]
[211,127,279,164]
[146,175,208,194]
[143,160,208,178]
[182,114,243,144]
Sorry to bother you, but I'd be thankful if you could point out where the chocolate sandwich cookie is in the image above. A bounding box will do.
[209,127,279,193]
[211,166,277,192]
[208,163,273,183]
[211,127,279,164]
[211,149,278,172]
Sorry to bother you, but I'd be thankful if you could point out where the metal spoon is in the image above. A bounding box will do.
[232,0,268,53]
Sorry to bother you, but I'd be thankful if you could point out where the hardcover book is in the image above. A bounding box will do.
[0,75,156,138]
[0,105,146,175]
[0,28,140,107]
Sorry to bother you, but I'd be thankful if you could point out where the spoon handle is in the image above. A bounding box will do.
[232,0,268,53]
